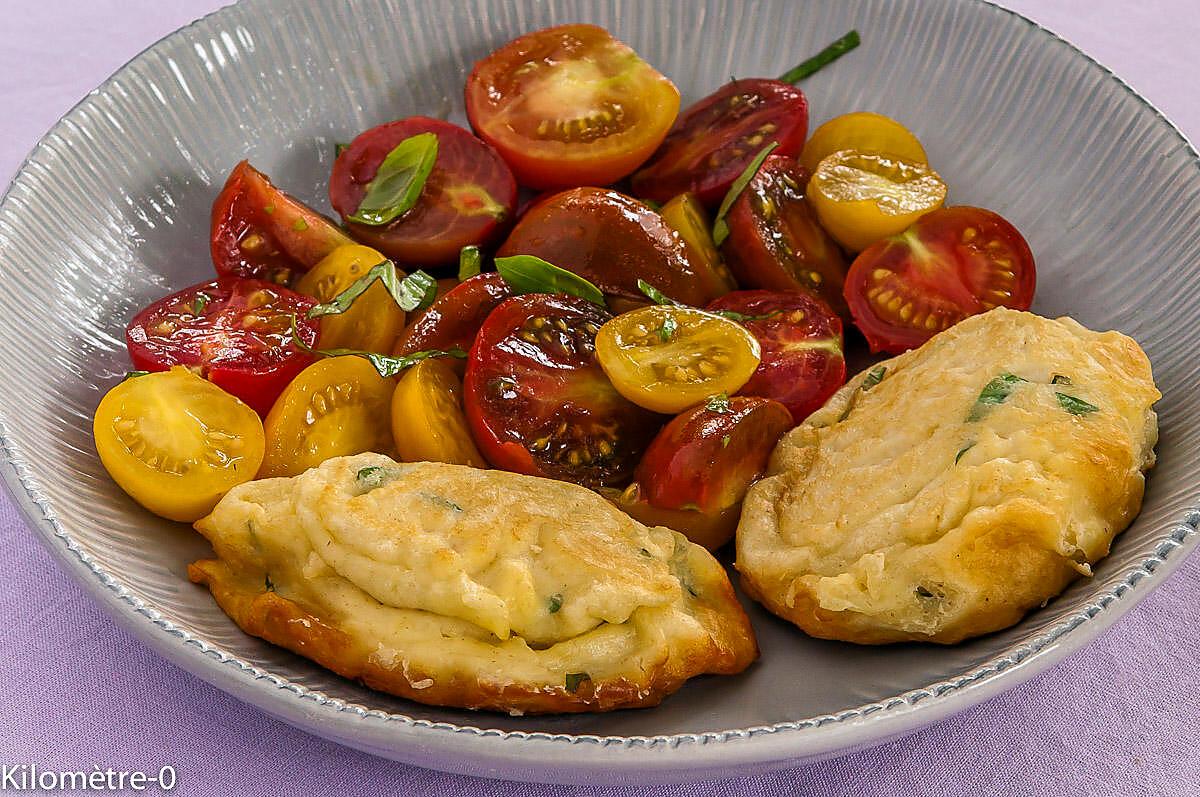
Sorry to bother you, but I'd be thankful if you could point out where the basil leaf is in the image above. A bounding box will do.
[862,365,887,391]
[190,293,209,316]
[564,672,590,693]
[712,141,780,246]
[335,142,349,158]
[968,373,1026,421]
[307,260,437,317]
[264,574,275,592]
[319,346,467,379]
[1051,374,1072,385]
[458,245,482,282]
[637,278,681,307]
[658,314,678,341]
[548,593,563,614]
[494,255,606,306]
[706,393,731,413]
[394,269,439,312]
[1056,393,1099,416]
[954,442,975,465]
[122,370,151,382]
[778,30,861,84]
[347,132,438,226]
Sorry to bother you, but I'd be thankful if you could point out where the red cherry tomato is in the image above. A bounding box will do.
[497,187,730,306]
[844,206,1036,354]
[631,396,792,547]
[707,290,846,423]
[601,486,741,551]
[393,272,512,357]
[464,294,659,487]
[126,278,319,416]
[465,24,680,190]
[211,161,354,284]
[631,79,808,207]
[330,117,517,268]
[722,154,849,316]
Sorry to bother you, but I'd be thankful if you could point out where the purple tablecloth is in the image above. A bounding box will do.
[2,1,1198,793]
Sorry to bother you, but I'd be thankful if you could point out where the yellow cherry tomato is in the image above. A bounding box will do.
[93,367,265,522]
[391,358,487,467]
[799,111,928,175]
[659,192,737,296]
[808,150,947,252]
[595,305,760,414]
[294,244,405,352]
[259,356,394,478]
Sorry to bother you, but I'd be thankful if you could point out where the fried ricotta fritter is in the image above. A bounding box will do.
[736,308,1160,644]
[189,453,757,714]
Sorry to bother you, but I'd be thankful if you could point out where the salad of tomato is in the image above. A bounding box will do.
[96,23,1038,552]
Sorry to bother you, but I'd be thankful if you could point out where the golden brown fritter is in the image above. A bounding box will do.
[190,453,757,714]
[736,308,1159,644]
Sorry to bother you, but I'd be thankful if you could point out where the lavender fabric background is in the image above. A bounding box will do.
[1,0,1198,794]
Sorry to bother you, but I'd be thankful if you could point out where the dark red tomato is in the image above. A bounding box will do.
[722,154,848,316]
[707,290,846,423]
[497,187,729,306]
[126,278,319,416]
[211,161,354,284]
[330,117,517,267]
[630,79,808,207]
[393,272,511,357]
[465,24,680,190]
[464,294,659,487]
[632,396,792,546]
[844,206,1036,354]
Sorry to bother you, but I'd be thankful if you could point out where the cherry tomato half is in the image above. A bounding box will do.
[799,111,928,175]
[393,272,512,359]
[294,244,405,353]
[466,24,680,190]
[391,358,487,468]
[659,192,736,295]
[497,187,729,306]
[844,206,1037,354]
[630,396,793,548]
[464,294,659,487]
[126,278,319,416]
[631,78,808,207]
[722,154,849,315]
[94,367,265,522]
[707,290,846,423]
[211,161,354,284]
[601,485,741,551]
[330,117,517,268]
[595,305,761,414]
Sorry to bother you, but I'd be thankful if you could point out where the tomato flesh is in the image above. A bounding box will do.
[392,358,488,468]
[631,78,808,207]
[211,161,353,284]
[722,154,849,315]
[844,206,1036,354]
[125,277,319,416]
[330,117,517,267]
[707,290,846,423]
[498,187,728,306]
[393,272,512,357]
[464,294,659,487]
[466,24,680,190]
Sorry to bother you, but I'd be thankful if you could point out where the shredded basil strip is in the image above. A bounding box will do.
[335,142,349,158]
[190,293,209,316]
[778,30,861,84]
[458,245,482,282]
[658,314,678,341]
[548,593,563,614]
[636,279,777,322]
[954,442,976,465]
[862,365,887,391]
[706,393,731,413]
[712,141,780,246]
[348,132,439,226]
[307,260,437,317]
[564,672,590,692]
[288,313,465,378]
[968,373,1026,421]
[637,279,681,307]
[1056,392,1099,416]
[356,466,388,491]
[264,574,276,592]
[494,255,605,306]
[122,370,151,382]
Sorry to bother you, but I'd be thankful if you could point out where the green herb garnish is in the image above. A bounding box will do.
[494,255,605,306]
[423,493,463,512]
[712,141,779,246]
[356,466,389,491]
[348,132,438,226]
[721,434,732,449]
[968,373,1026,421]
[862,365,886,391]
[658,314,678,341]
[1056,393,1099,416]
[122,370,150,382]
[778,30,861,84]
[954,442,975,464]
[1051,374,1072,385]
[706,393,731,413]
[292,218,309,232]
[564,672,590,693]
[307,260,437,317]
[636,279,777,322]
[289,312,465,378]
[264,574,275,592]
[458,245,482,282]
[548,593,563,614]
[335,142,349,158]
[915,585,936,600]
[190,293,209,316]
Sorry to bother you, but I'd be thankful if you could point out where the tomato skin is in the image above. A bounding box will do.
[465,24,680,190]
[393,272,511,358]
[294,244,405,353]
[464,294,659,487]
[844,206,1036,354]
[498,187,727,306]
[634,395,792,525]
[722,154,849,315]
[391,358,487,468]
[631,79,809,207]
[211,161,354,283]
[707,290,846,423]
[93,367,265,522]
[125,277,319,416]
[658,192,737,296]
[600,485,741,551]
[330,117,517,267]
[799,112,927,175]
